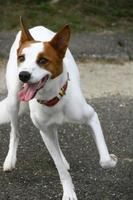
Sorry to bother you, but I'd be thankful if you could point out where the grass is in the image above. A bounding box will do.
[0,0,133,32]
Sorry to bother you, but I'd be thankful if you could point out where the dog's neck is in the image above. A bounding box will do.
[36,63,68,101]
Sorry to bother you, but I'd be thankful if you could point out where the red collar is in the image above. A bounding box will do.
[37,73,70,107]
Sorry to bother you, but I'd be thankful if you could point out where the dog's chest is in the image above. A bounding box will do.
[29,101,69,129]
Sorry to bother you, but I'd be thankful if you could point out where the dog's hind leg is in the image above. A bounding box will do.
[82,103,118,169]
[40,125,77,200]
[3,95,20,171]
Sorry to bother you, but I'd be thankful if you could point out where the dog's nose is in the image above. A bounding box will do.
[19,71,31,83]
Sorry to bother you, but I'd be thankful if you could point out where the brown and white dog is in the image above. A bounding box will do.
[0,18,117,200]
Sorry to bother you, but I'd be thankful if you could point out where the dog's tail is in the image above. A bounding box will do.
[0,97,10,124]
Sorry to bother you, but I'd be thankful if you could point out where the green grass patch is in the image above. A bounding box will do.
[0,0,132,32]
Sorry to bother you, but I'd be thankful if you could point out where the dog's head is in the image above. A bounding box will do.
[18,17,70,101]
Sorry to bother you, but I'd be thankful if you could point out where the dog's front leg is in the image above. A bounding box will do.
[40,125,77,200]
[3,96,20,171]
[86,104,118,168]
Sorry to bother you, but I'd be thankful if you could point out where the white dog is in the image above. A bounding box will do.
[0,18,117,200]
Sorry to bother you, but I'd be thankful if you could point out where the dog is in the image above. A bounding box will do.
[0,18,117,200]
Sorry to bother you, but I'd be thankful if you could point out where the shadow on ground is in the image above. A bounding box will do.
[0,95,132,200]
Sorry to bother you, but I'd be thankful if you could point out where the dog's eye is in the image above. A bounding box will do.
[18,55,25,62]
[37,58,49,65]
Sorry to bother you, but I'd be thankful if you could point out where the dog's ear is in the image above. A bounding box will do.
[50,25,70,58]
[20,16,34,44]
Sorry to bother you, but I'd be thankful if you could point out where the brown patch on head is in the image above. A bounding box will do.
[19,17,34,45]
[36,25,70,79]
[17,40,39,64]
[17,20,71,78]
[37,42,63,79]
[17,17,37,64]
[50,25,70,58]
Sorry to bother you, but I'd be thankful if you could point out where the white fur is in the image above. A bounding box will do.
[1,26,117,200]
[18,43,51,83]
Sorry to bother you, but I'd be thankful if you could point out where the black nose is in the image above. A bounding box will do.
[19,71,31,83]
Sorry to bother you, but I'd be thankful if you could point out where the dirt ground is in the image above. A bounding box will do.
[78,61,133,98]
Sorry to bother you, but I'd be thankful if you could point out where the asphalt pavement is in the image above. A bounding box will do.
[0,31,133,61]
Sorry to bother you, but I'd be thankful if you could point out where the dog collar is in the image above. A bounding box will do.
[37,73,70,107]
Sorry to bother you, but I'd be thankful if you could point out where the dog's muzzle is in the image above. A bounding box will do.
[19,71,31,83]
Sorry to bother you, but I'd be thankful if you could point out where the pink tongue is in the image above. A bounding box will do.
[18,75,49,102]
[18,82,38,102]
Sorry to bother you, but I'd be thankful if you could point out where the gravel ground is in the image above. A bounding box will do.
[0,96,132,200]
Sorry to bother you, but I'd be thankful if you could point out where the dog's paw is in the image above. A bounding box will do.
[100,154,118,169]
[62,189,77,200]
[3,156,16,172]
[63,181,77,200]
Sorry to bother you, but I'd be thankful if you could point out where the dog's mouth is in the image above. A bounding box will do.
[18,75,49,102]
